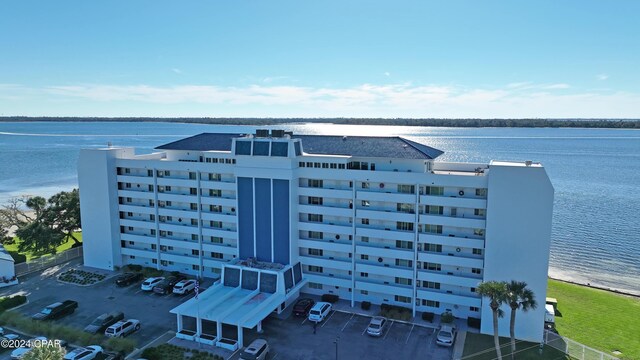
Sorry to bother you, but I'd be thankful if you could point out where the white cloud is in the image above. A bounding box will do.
[1,82,639,118]
[171,68,182,74]
[384,72,390,77]
[597,74,609,81]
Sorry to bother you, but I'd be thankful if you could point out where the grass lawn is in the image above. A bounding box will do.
[547,279,640,360]
[4,231,82,261]
[462,332,570,360]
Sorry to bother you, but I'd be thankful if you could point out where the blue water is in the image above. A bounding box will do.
[1,121,639,295]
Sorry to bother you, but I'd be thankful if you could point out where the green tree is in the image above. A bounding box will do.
[22,345,66,360]
[478,281,508,360]
[46,189,81,245]
[506,281,537,360]
[15,221,65,255]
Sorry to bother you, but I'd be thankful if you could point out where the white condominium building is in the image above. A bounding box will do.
[78,130,553,343]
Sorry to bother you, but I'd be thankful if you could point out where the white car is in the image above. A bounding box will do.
[11,337,47,359]
[172,279,196,295]
[63,345,103,360]
[366,316,388,337]
[140,277,164,291]
[308,302,332,323]
[436,325,457,347]
[105,319,140,337]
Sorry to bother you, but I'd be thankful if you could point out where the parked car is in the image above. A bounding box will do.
[84,311,124,334]
[140,277,164,291]
[308,302,332,323]
[32,300,78,320]
[105,319,140,338]
[153,275,185,295]
[240,338,269,360]
[102,351,125,360]
[292,298,315,316]
[10,337,47,359]
[115,272,143,287]
[172,279,196,295]
[436,325,457,347]
[63,345,103,360]
[366,316,388,337]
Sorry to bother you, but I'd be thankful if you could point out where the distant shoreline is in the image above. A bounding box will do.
[1,116,640,129]
[549,277,639,299]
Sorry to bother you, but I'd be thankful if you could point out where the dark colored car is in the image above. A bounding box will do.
[32,300,78,320]
[115,272,143,287]
[152,275,185,295]
[292,298,315,316]
[84,311,124,334]
[102,351,125,360]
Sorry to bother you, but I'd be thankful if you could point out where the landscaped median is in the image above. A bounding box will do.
[462,333,569,360]
[547,279,639,360]
[141,344,223,360]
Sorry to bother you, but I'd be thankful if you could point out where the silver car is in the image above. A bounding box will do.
[436,325,457,347]
[366,316,388,337]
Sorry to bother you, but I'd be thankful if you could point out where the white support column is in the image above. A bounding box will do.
[196,316,202,337]
[217,321,222,340]
[177,315,183,332]
[237,326,244,348]
[350,180,356,308]
[257,320,263,333]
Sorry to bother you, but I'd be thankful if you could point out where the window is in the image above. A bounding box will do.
[474,209,486,217]
[398,184,415,194]
[235,140,251,155]
[210,205,222,212]
[308,282,322,289]
[150,229,156,236]
[211,237,223,244]
[308,196,323,205]
[308,248,323,256]
[395,240,413,249]
[189,172,196,180]
[299,162,305,167]
[395,259,412,267]
[149,184,154,192]
[161,260,168,266]
[308,214,323,222]
[427,205,444,215]
[210,221,222,228]
[209,173,222,181]
[306,162,313,167]
[396,222,414,231]
[309,231,323,239]
[395,277,412,286]
[474,229,485,237]
[338,164,345,169]
[322,163,329,169]
[361,182,370,189]
[190,188,197,195]
[472,268,482,275]
[395,295,411,303]
[397,203,413,213]
[426,262,441,271]
[127,212,133,217]
[425,186,444,196]
[361,290,368,295]
[423,281,440,289]
[192,249,200,256]
[476,188,488,197]
[160,230,167,237]
[330,163,337,169]
[128,241,134,245]
[314,162,321,168]
[211,252,223,259]
[192,234,199,241]
[308,179,323,188]
[129,255,135,259]
[271,142,288,157]
[422,300,440,308]
[209,189,222,197]
[361,200,370,207]
[191,219,198,226]
[308,265,323,273]
[125,182,131,188]
[253,141,270,156]
[361,236,369,243]
[168,246,174,250]
[192,265,200,270]
[147,169,153,177]
[470,306,480,312]
[426,243,442,252]
[424,224,443,234]
[471,287,476,293]
[190,203,198,211]
[360,254,369,260]
[473,248,483,255]
[360,272,369,277]
[361,218,369,225]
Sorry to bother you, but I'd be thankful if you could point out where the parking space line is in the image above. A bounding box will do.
[301,318,307,325]
[405,324,415,344]
[321,310,336,328]
[270,352,278,360]
[361,322,368,335]
[340,313,355,332]
[382,320,394,340]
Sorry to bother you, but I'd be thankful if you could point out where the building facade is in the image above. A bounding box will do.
[78,130,553,342]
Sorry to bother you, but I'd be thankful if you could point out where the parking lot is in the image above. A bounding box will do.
[0,259,194,359]
[231,309,453,360]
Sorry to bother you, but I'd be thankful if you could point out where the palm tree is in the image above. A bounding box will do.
[506,281,537,360]
[22,344,66,360]
[478,281,508,360]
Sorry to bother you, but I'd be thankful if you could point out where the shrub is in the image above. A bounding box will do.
[321,294,339,303]
[440,311,454,323]
[8,251,26,264]
[71,241,83,248]
[467,317,481,329]
[361,301,371,310]
[380,303,390,311]
[421,312,434,322]
[104,337,136,354]
[0,295,27,311]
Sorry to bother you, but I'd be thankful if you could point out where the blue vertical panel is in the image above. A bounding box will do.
[273,179,290,264]
[255,178,272,262]
[238,177,254,260]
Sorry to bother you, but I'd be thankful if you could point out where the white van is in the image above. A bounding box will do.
[308,302,332,323]
[105,319,140,337]
[240,339,269,360]
[544,304,555,323]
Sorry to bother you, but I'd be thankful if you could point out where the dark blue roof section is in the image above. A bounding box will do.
[156,133,443,160]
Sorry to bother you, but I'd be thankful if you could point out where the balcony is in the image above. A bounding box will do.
[158,223,199,235]
[356,190,415,204]
[159,238,199,250]
[157,192,197,203]
[417,252,484,268]
[201,227,238,239]
[121,247,156,259]
[119,204,155,215]
[356,208,414,223]
[120,218,155,230]
[121,233,156,244]
[355,226,414,242]
[200,196,237,207]
[118,189,155,200]
[298,187,353,199]
[416,289,481,307]
[355,262,414,279]
[117,175,155,185]
[200,180,237,191]
[355,280,413,297]
[418,214,486,229]
[158,207,198,218]
[416,270,481,288]
[304,273,352,288]
[298,221,352,234]
[156,177,198,188]
[299,255,352,271]
[419,195,487,209]
[418,233,484,249]
[298,239,352,253]
[355,244,413,261]
[201,242,238,256]
[159,253,199,266]
[298,204,353,218]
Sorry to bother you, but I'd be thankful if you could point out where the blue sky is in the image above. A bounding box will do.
[1,1,638,118]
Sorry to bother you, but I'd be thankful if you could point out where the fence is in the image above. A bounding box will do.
[14,247,83,276]
[544,330,619,360]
